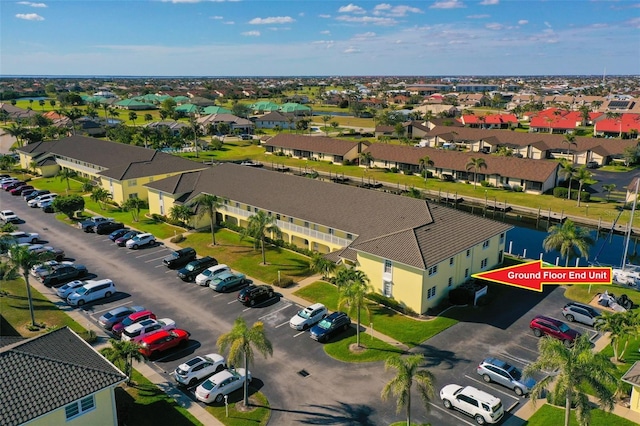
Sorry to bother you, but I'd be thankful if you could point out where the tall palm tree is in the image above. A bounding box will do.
[101,338,143,386]
[241,210,282,265]
[309,252,336,280]
[559,160,577,201]
[122,197,146,222]
[523,335,617,426]
[7,244,55,327]
[595,310,639,361]
[321,115,331,135]
[465,157,487,188]
[381,354,436,426]
[57,168,77,192]
[335,267,372,348]
[59,107,84,135]
[602,183,616,202]
[6,122,25,148]
[562,134,577,156]
[187,193,225,246]
[359,151,374,169]
[606,111,623,137]
[573,166,592,207]
[217,317,273,407]
[90,187,111,210]
[128,111,138,126]
[543,219,594,266]
[418,155,433,185]
[139,126,152,149]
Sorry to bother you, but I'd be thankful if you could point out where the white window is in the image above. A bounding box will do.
[482,240,490,249]
[65,395,95,420]
[427,286,437,299]
[428,265,438,276]
[128,193,137,199]
[128,179,137,187]
[383,281,392,297]
[481,258,488,268]
[384,260,392,274]
[448,277,453,287]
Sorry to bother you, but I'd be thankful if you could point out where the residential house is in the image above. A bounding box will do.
[145,121,189,136]
[254,111,298,130]
[264,134,367,164]
[114,99,156,111]
[278,102,312,116]
[528,109,583,134]
[145,163,511,314]
[16,135,206,203]
[196,113,254,134]
[459,114,518,129]
[0,327,126,426]
[622,362,640,414]
[0,103,37,121]
[594,113,640,138]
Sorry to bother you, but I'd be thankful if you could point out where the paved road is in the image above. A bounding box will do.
[2,188,604,425]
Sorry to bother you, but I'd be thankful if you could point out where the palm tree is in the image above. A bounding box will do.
[0,154,17,171]
[543,219,594,266]
[309,252,337,280]
[57,168,77,192]
[217,317,273,407]
[559,160,577,201]
[38,99,45,111]
[7,244,55,327]
[90,187,111,210]
[101,338,144,386]
[562,134,577,156]
[28,160,38,175]
[573,166,592,207]
[381,354,436,426]
[602,183,616,202]
[606,111,623,138]
[128,111,138,126]
[144,113,153,123]
[241,210,282,265]
[465,157,487,188]
[187,193,225,246]
[394,122,406,139]
[359,151,374,169]
[139,126,152,149]
[169,205,193,226]
[418,155,433,185]
[335,267,372,348]
[6,122,25,148]
[595,310,639,361]
[59,107,84,135]
[523,335,617,426]
[321,115,331,135]
[122,197,146,222]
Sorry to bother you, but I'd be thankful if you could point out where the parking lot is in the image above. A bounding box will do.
[2,189,605,425]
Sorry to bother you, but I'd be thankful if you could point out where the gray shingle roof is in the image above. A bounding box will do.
[265,134,364,156]
[146,163,511,268]
[0,327,126,426]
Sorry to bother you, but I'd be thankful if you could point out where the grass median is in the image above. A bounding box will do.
[524,404,637,426]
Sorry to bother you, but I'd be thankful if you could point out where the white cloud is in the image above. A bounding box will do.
[242,31,261,36]
[339,4,365,14]
[376,5,423,17]
[355,31,376,37]
[210,15,223,20]
[249,16,295,25]
[17,2,47,7]
[16,13,44,21]
[312,40,335,49]
[343,46,361,53]
[430,0,465,9]
[335,15,397,25]
[373,3,392,11]
[518,19,528,25]
[319,14,331,18]
[544,21,552,28]
[467,14,489,19]
[625,17,640,28]
[223,21,235,25]
[320,30,331,35]
[480,0,499,5]
[485,23,503,30]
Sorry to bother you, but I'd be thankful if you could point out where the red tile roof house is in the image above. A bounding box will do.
[361,144,561,194]
[264,134,369,164]
[528,109,584,134]
[594,113,640,138]
[459,114,518,129]
[420,125,638,167]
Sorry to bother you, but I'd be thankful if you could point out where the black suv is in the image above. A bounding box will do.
[40,264,88,287]
[163,247,197,269]
[95,221,125,235]
[237,284,274,306]
[177,256,217,282]
[310,311,351,342]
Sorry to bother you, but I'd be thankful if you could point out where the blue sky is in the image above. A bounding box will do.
[1,0,639,76]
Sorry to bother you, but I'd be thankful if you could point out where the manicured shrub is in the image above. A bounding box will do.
[170,233,185,243]
[272,276,295,288]
[553,187,568,198]
[480,180,491,187]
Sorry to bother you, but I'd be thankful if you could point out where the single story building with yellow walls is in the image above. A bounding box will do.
[16,136,206,204]
[0,327,127,426]
[145,163,512,314]
[622,361,640,414]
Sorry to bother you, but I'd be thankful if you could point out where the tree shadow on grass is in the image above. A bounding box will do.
[254,401,376,425]
[269,257,311,276]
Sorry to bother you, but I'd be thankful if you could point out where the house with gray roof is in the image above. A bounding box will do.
[0,327,126,426]
[145,163,511,314]
[264,134,368,164]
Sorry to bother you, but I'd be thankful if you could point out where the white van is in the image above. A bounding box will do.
[195,264,230,286]
[66,279,115,306]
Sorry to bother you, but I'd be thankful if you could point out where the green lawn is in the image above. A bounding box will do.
[28,175,86,195]
[294,281,458,347]
[180,229,311,284]
[202,389,270,426]
[524,404,638,426]
[324,332,405,362]
[564,284,640,306]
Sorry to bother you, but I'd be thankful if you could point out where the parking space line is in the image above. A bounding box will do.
[145,255,168,263]
[213,293,225,298]
[135,250,167,259]
[293,330,305,338]
[242,306,252,312]
[275,321,290,329]
[498,352,533,366]
[164,269,175,273]
[228,299,238,305]
[153,341,200,363]
[91,301,129,315]
[258,303,292,320]
[427,402,475,426]
[463,375,519,401]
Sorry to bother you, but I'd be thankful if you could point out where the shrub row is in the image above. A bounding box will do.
[552,187,591,201]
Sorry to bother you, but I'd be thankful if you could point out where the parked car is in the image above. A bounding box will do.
[530,315,581,346]
[0,178,18,189]
[237,284,274,306]
[115,230,140,246]
[476,357,536,396]
[10,184,33,195]
[561,302,601,326]
[24,244,65,261]
[30,260,73,277]
[95,221,125,235]
[163,247,197,269]
[126,233,156,249]
[174,353,227,387]
[122,318,176,343]
[35,194,58,208]
[21,188,37,199]
[108,228,131,241]
[28,193,57,208]
[8,231,39,244]
[66,279,116,306]
[139,329,190,358]
[177,256,218,282]
[112,310,157,336]
[195,264,230,286]
[78,216,114,232]
[309,311,351,342]
[55,280,88,299]
[98,305,145,330]
[0,209,20,223]
[25,189,49,202]
[3,181,25,191]
[209,272,249,292]
[41,200,55,213]
[39,263,87,287]
[195,368,251,404]
[290,303,328,331]
[440,384,504,425]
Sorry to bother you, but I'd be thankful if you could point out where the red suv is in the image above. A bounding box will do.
[139,329,190,358]
[112,310,156,336]
[530,315,581,346]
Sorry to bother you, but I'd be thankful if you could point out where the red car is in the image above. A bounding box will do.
[10,184,33,195]
[530,315,581,346]
[4,181,25,191]
[139,329,190,358]
[111,310,156,336]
